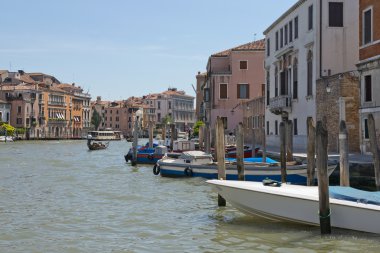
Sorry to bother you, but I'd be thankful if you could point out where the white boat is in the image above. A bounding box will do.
[87,130,122,141]
[207,179,380,234]
[0,136,14,142]
[156,150,337,184]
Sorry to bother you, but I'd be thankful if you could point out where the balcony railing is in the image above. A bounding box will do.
[269,95,292,115]
[48,101,66,106]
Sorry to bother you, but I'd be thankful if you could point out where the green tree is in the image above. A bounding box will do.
[193,120,204,137]
[0,122,15,136]
[91,109,101,130]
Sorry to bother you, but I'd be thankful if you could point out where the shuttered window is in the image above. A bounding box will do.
[219,83,227,99]
[365,75,372,102]
[329,2,343,27]
[308,5,313,30]
[240,61,248,70]
[363,9,372,44]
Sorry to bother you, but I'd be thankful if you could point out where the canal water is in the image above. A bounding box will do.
[0,140,379,253]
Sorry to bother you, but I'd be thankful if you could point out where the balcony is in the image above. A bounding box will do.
[269,95,292,115]
[48,101,66,106]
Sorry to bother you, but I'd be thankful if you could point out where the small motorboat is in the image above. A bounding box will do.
[207,179,380,234]
[155,150,337,185]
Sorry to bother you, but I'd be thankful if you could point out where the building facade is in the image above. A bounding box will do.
[264,0,359,150]
[203,40,265,137]
[357,0,380,154]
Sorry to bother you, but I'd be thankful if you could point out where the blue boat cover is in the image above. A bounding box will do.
[226,157,278,164]
[329,186,380,206]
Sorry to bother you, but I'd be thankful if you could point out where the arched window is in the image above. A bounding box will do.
[293,57,298,99]
[307,50,313,96]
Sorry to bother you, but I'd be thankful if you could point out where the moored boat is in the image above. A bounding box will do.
[125,145,168,164]
[155,150,337,185]
[207,179,380,234]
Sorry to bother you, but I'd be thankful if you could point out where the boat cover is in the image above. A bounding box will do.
[330,186,380,206]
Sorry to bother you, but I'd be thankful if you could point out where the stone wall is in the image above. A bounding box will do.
[316,73,360,152]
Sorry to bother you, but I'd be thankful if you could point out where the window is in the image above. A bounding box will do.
[266,71,270,106]
[363,8,372,45]
[275,67,278,97]
[285,24,288,45]
[289,20,293,42]
[364,119,369,139]
[275,120,278,135]
[169,101,171,109]
[280,71,287,95]
[294,16,298,39]
[204,88,210,102]
[280,28,284,48]
[293,58,298,99]
[267,38,270,56]
[266,121,269,135]
[17,106,21,114]
[276,31,279,50]
[221,117,228,129]
[365,75,372,102]
[237,84,249,99]
[308,5,313,30]
[219,83,228,99]
[240,61,248,70]
[17,118,22,124]
[158,101,161,110]
[294,118,298,135]
[329,2,343,27]
[307,50,313,96]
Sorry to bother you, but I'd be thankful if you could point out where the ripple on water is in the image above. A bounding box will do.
[1,140,380,253]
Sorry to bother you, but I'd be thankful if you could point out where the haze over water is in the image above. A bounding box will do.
[0,140,379,252]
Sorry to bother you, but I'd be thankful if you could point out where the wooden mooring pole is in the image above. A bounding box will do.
[251,128,256,158]
[286,120,294,162]
[316,120,331,235]
[205,123,211,154]
[131,117,139,166]
[236,122,245,181]
[368,114,380,191]
[307,118,316,186]
[170,124,175,151]
[262,128,267,163]
[279,122,287,183]
[199,125,204,150]
[216,117,226,206]
[148,122,154,149]
[339,120,350,186]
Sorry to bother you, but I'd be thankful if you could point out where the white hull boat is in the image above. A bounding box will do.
[207,180,380,234]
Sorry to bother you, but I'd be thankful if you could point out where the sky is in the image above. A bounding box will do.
[0,0,296,101]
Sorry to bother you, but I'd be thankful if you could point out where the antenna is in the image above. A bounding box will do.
[191,84,197,93]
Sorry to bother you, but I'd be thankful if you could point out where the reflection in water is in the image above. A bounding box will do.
[0,140,379,253]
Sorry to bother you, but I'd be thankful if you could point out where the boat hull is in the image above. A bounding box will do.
[158,162,336,185]
[207,180,380,234]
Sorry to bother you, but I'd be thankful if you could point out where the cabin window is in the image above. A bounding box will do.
[329,2,343,27]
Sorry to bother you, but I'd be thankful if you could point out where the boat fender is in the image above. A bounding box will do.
[184,167,193,177]
[148,154,154,160]
[153,164,161,175]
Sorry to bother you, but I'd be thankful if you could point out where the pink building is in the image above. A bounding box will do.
[203,40,265,134]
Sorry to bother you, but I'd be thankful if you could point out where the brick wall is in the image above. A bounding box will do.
[316,73,360,152]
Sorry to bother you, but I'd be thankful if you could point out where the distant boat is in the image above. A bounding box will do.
[155,151,336,184]
[0,136,14,142]
[207,179,380,234]
[87,130,122,141]
[87,135,109,150]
